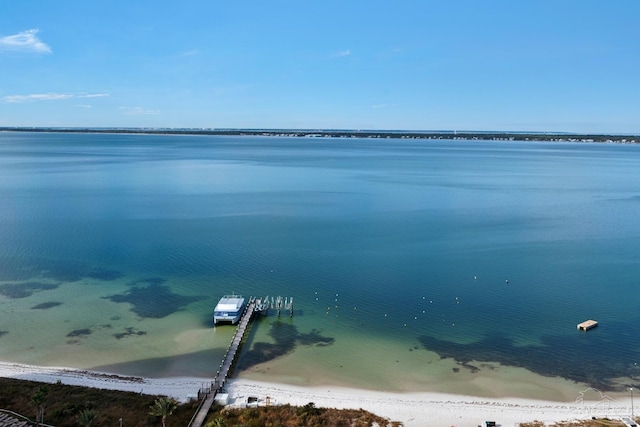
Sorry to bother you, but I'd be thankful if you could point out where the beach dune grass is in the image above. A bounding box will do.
[216,402,394,426]
[0,377,198,427]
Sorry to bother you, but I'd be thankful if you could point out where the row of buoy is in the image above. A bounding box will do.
[314,278,512,308]
[322,302,460,330]
[474,274,509,282]
[314,277,511,326]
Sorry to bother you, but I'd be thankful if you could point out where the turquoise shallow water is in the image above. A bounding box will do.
[1,132,640,395]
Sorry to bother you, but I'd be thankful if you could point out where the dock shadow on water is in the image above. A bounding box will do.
[418,329,640,391]
[31,301,63,310]
[92,348,226,378]
[236,322,335,370]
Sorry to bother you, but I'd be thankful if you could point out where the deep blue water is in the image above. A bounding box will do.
[1,132,640,389]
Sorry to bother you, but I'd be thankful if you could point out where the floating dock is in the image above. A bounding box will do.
[577,319,598,331]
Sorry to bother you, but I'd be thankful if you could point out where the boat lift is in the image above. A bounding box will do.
[253,295,294,318]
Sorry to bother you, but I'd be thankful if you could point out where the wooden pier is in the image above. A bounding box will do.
[188,299,256,427]
[188,295,292,427]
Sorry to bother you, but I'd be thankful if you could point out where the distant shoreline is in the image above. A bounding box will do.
[1,127,638,144]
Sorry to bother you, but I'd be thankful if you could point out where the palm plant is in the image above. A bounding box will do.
[208,417,226,427]
[76,409,97,427]
[31,385,48,427]
[148,397,178,427]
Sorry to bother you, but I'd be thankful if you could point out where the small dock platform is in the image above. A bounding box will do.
[577,319,598,331]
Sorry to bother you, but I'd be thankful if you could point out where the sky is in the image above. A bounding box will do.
[0,1,639,133]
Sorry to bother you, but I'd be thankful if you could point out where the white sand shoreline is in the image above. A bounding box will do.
[0,361,632,426]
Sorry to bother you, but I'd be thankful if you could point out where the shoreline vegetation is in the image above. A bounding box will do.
[0,127,638,143]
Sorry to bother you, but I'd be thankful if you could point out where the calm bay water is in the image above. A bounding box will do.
[1,132,640,396]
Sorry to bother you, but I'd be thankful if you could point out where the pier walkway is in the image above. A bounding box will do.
[188,299,257,427]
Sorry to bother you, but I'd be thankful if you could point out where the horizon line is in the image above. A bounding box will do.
[1,126,639,138]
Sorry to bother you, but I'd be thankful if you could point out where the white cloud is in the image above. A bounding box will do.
[119,106,160,115]
[79,93,109,99]
[181,49,199,56]
[3,92,109,103]
[0,29,52,53]
[4,93,72,102]
[372,103,400,109]
[332,49,351,58]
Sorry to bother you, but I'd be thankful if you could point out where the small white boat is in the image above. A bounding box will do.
[213,295,246,325]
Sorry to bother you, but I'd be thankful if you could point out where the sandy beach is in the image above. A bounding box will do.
[2,361,631,427]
